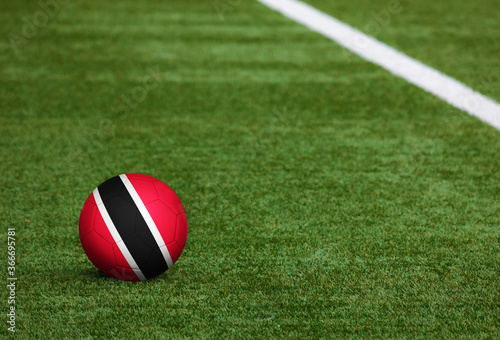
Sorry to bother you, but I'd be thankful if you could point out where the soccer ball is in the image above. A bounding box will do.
[79,173,188,281]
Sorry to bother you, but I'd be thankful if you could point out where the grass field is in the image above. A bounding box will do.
[1,0,499,338]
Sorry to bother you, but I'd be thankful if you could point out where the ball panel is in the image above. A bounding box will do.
[81,231,116,271]
[166,240,183,264]
[97,175,124,200]
[123,234,154,266]
[121,233,168,280]
[106,266,140,282]
[103,195,138,238]
[93,204,117,244]
[146,200,177,245]
[128,177,158,205]
[79,195,96,237]
[142,248,169,279]
[112,243,132,269]
[176,212,188,249]
[155,180,185,215]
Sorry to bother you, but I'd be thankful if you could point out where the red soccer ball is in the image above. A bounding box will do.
[79,173,188,281]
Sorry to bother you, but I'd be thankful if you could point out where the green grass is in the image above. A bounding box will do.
[1,0,499,338]
[305,0,500,101]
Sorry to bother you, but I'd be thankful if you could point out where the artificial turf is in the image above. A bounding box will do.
[305,0,500,102]
[1,0,499,338]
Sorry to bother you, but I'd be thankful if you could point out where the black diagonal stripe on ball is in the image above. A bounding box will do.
[97,175,168,279]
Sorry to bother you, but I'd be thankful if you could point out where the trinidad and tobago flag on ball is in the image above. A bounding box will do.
[79,174,188,281]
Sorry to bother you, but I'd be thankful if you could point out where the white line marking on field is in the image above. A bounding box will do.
[258,0,500,130]
[120,174,173,268]
[93,188,147,281]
